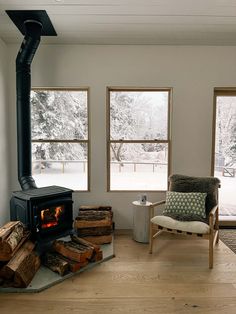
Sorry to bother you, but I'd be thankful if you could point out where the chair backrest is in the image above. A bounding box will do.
[169,174,221,217]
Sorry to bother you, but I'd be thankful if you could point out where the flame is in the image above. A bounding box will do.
[41,210,45,222]
[42,222,58,229]
[41,206,63,229]
[55,206,63,220]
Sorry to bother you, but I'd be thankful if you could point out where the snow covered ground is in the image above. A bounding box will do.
[33,162,88,191]
[215,171,236,215]
[110,163,167,190]
[33,162,168,191]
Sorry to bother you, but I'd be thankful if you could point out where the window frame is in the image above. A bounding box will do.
[106,87,172,192]
[31,87,90,192]
[211,87,236,176]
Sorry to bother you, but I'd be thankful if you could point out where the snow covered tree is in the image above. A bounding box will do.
[31,90,88,164]
[110,91,168,163]
[215,97,236,167]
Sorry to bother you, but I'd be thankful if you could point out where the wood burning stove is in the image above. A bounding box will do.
[10,186,73,242]
[7,11,74,242]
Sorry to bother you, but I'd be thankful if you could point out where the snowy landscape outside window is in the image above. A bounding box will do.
[107,88,171,191]
[31,88,89,191]
[213,89,236,215]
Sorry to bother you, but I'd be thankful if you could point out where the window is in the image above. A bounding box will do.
[212,89,236,217]
[107,88,171,191]
[31,88,89,191]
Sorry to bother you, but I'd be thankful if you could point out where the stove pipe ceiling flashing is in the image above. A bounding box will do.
[6,10,57,190]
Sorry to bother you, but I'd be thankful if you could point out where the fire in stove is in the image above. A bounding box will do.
[41,205,64,229]
[10,186,73,242]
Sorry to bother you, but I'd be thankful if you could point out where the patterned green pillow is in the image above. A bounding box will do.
[164,191,207,218]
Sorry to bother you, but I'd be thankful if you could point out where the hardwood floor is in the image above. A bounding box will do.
[1,231,236,313]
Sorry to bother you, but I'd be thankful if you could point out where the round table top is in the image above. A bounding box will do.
[132,201,152,207]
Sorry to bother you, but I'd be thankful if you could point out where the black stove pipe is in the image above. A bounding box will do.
[16,20,42,190]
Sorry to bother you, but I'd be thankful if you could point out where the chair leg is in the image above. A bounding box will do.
[216,229,219,244]
[149,223,153,254]
[209,233,214,269]
[216,207,219,244]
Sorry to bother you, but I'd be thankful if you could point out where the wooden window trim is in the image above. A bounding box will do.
[31,87,90,192]
[107,87,172,192]
[211,87,236,175]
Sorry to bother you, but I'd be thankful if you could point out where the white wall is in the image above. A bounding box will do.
[0,38,10,226]
[7,44,236,228]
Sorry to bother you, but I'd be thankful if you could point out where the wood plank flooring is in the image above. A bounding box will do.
[1,231,236,313]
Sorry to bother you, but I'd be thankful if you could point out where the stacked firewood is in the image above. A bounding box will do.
[74,206,113,244]
[0,221,104,287]
[42,235,103,276]
[0,221,40,288]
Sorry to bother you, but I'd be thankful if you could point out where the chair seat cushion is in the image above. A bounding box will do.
[151,215,210,234]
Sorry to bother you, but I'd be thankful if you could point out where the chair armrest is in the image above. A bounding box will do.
[209,205,219,230]
[209,205,218,217]
[150,200,166,207]
[148,200,166,219]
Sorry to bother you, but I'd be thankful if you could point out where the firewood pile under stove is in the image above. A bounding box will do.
[0,221,103,288]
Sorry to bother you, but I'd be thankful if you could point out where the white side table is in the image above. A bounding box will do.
[132,201,152,243]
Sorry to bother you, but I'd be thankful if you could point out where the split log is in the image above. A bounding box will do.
[71,235,103,262]
[74,211,112,229]
[77,226,113,237]
[0,221,26,260]
[58,255,88,273]
[70,235,100,253]
[67,241,94,259]
[0,241,35,280]
[79,206,112,211]
[0,234,31,262]
[43,252,69,276]
[76,210,112,221]
[80,234,112,245]
[92,250,103,262]
[0,221,22,241]
[78,206,113,220]
[53,240,93,263]
[0,231,31,262]
[4,224,24,253]
[0,240,40,288]
[14,253,41,288]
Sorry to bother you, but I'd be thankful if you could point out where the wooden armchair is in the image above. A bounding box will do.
[149,174,221,269]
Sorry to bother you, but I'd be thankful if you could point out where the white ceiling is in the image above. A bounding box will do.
[1,0,236,45]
